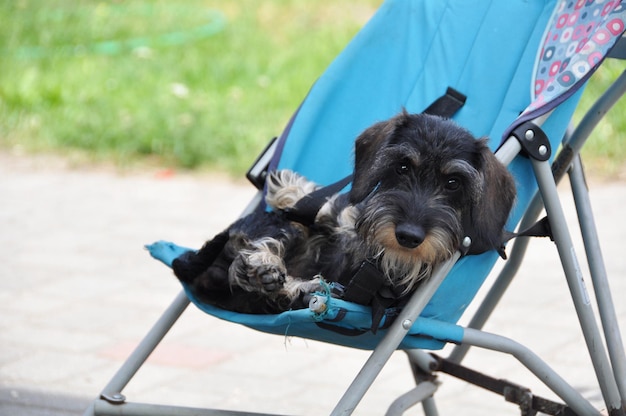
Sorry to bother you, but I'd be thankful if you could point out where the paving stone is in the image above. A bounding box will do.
[0,152,623,416]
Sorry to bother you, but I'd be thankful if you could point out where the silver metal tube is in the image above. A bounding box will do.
[452,69,626,389]
[83,402,95,416]
[495,137,522,166]
[405,349,439,373]
[99,291,190,401]
[462,328,601,416]
[570,157,626,405]
[385,382,439,416]
[93,399,279,416]
[330,252,461,416]
[449,129,544,363]
[421,396,439,416]
[531,158,622,412]
[448,192,545,363]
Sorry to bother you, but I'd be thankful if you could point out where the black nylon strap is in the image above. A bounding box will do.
[433,355,576,416]
[315,321,368,337]
[283,175,352,226]
[497,217,553,259]
[516,216,553,239]
[422,87,467,119]
[283,87,467,228]
[505,216,554,243]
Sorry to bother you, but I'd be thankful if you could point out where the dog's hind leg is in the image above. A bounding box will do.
[229,237,288,293]
[265,170,319,210]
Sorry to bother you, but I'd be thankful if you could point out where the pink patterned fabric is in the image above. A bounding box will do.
[526,0,626,114]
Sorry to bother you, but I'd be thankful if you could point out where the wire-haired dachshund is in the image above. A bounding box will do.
[173,111,516,315]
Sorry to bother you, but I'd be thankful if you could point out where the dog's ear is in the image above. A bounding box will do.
[350,111,410,204]
[464,139,516,255]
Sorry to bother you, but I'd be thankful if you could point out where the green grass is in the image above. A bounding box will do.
[0,1,624,177]
[575,60,626,178]
[0,0,378,173]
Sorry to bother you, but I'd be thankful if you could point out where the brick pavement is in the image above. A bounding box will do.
[0,152,624,415]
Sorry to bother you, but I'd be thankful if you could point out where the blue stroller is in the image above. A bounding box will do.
[85,0,626,414]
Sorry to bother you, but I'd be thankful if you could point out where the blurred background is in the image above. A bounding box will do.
[0,2,624,415]
[0,0,624,178]
[1,0,380,175]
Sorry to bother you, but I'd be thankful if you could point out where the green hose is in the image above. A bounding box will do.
[4,5,226,59]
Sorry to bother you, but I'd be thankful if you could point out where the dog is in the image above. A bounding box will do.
[172,111,516,316]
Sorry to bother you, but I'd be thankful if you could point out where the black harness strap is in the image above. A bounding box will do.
[283,175,352,226]
[283,87,467,229]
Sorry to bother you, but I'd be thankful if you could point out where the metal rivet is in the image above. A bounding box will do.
[102,392,126,404]
[538,145,548,156]
[524,129,535,141]
[402,319,412,330]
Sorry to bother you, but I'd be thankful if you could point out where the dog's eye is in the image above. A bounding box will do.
[445,176,461,191]
[395,161,410,175]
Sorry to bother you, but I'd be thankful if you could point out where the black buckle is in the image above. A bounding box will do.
[343,260,387,305]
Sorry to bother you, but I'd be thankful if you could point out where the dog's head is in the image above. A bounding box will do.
[350,111,516,275]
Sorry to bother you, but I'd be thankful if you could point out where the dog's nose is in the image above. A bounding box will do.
[395,224,425,249]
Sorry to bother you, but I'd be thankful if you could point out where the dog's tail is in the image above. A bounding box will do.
[172,230,230,284]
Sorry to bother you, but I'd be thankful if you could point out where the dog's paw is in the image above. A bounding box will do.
[229,238,287,294]
[230,255,287,293]
[251,263,287,292]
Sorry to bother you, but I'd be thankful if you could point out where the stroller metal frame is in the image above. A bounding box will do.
[331,69,626,416]
[84,60,626,416]
[84,3,626,415]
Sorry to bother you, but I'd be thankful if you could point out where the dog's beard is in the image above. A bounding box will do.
[356,193,461,295]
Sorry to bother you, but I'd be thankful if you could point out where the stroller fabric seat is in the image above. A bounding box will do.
[148,0,626,351]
